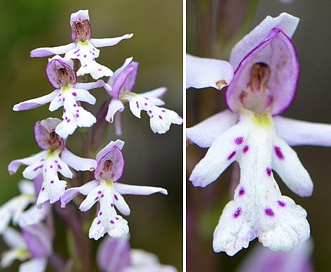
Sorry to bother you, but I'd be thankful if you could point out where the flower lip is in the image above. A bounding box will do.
[95,146,125,182]
[226,28,299,116]
[46,57,77,89]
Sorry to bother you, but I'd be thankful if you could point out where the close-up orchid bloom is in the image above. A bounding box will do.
[104,57,183,134]
[13,56,101,138]
[1,225,52,272]
[187,12,331,256]
[30,10,133,79]
[8,118,96,207]
[60,140,168,240]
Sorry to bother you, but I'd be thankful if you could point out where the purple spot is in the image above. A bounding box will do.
[274,146,285,160]
[159,115,163,120]
[235,137,244,145]
[76,114,79,118]
[57,164,62,170]
[162,109,166,112]
[136,101,139,108]
[243,145,249,153]
[99,212,103,216]
[114,195,118,201]
[41,187,45,191]
[73,104,77,107]
[265,208,274,217]
[33,165,43,172]
[98,191,102,194]
[115,217,119,220]
[84,55,87,58]
[227,151,236,160]
[97,220,101,225]
[67,119,71,123]
[148,110,152,114]
[110,220,114,224]
[233,208,241,218]
[278,200,286,207]
[63,109,66,113]
[111,203,114,207]
[77,54,80,57]
[95,197,99,201]
[50,180,54,184]
[73,49,80,54]
[101,194,104,198]
[144,102,148,106]
[50,165,53,169]
[72,92,77,96]
[266,167,272,176]
[98,68,102,71]
[238,187,245,196]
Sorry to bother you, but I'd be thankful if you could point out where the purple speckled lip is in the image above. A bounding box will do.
[226,28,299,116]
[46,58,76,89]
[95,146,125,182]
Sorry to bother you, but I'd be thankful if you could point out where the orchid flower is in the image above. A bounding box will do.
[1,225,52,272]
[30,10,133,79]
[103,57,183,134]
[187,12,331,255]
[8,118,97,208]
[14,56,101,138]
[0,180,35,234]
[97,236,177,272]
[60,140,168,240]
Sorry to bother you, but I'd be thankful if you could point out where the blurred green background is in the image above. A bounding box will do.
[0,0,183,271]
[187,0,331,271]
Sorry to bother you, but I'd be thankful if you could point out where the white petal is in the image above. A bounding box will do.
[187,110,238,148]
[229,13,299,69]
[19,258,47,272]
[189,121,248,187]
[19,204,50,227]
[272,137,313,197]
[89,215,129,240]
[113,192,131,216]
[71,88,96,105]
[140,87,167,106]
[61,149,96,172]
[90,34,133,48]
[96,139,125,162]
[30,43,76,57]
[186,54,234,90]
[259,197,310,251]
[115,183,168,196]
[2,227,26,249]
[149,107,183,134]
[8,152,46,175]
[60,180,98,208]
[13,90,59,111]
[106,99,125,122]
[274,116,331,146]
[213,201,252,255]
